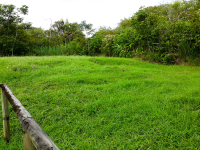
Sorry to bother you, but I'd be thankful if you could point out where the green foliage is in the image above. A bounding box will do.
[0,4,29,56]
[113,28,136,58]
[31,46,64,56]
[1,0,200,65]
[31,38,87,56]
[127,0,200,64]
[115,17,132,33]
[0,6,91,57]
[65,39,87,55]
[89,35,102,55]
[101,35,115,57]
[89,27,116,56]
[79,20,94,37]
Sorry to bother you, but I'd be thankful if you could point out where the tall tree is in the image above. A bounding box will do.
[0,4,28,56]
[52,19,65,36]
[79,20,94,55]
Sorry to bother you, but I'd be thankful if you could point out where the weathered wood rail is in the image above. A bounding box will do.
[0,84,59,150]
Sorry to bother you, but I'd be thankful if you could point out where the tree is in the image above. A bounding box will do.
[90,26,116,55]
[115,17,132,33]
[0,4,28,56]
[79,20,95,55]
[52,19,65,36]
[63,22,83,43]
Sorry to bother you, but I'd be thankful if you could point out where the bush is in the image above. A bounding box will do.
[101,35,115,57]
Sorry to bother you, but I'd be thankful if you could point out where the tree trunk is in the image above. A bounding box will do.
[88,39,89,55]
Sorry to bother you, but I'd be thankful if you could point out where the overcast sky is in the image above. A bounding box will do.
[1,0,174,30]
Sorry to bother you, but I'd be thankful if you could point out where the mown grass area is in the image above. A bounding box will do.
[0,56,200,149]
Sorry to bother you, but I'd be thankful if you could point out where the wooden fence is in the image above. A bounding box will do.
[0,84,59,150]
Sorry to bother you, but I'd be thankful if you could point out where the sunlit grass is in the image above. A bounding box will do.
[0,56,200,149]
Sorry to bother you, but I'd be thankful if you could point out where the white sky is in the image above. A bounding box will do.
[1,0,174,30]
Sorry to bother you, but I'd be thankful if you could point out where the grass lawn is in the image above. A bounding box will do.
[0,56,200,149]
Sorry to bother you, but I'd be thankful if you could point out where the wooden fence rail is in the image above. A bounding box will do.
[0,84,59,150]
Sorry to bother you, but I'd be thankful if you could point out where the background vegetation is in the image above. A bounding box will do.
[1,0,200,64]
[0,56,200,149]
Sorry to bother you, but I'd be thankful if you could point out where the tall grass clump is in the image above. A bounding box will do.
[31,41,87,56]
[31,46,65,56]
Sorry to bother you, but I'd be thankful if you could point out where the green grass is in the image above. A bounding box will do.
[0,56,200,149]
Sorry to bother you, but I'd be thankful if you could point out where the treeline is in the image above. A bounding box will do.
[1,0,200,64]
[90,0,200,64]
[0,4,93,56]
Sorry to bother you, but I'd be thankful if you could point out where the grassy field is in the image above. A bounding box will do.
[0,56,200,149]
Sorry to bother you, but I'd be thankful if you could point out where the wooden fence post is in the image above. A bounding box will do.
[1,84,59,149]
[23,128,36,150]
[1,88,10,142]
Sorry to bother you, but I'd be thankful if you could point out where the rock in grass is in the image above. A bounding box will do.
[14,68,18,71]
[121,69,129,72]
